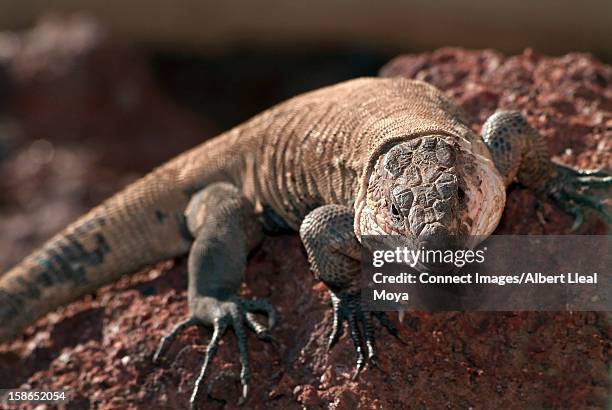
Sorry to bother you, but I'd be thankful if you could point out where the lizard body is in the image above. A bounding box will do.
[0,77,609,408]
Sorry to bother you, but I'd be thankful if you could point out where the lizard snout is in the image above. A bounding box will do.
[417,222,459,272]
[420,222,459,253]
[418,222,452,248]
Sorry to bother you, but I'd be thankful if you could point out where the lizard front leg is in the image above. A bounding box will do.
[482,111,611,229]
[299,205,406,377]
[152,183,277,409]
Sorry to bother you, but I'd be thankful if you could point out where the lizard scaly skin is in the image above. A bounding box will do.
[0,77,609,408]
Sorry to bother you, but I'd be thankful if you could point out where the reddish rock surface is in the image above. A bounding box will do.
[0,28,610,410]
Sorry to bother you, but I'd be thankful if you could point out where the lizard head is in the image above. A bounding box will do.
[356,135,473,271]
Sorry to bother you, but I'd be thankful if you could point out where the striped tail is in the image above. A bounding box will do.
[0,132,242,342]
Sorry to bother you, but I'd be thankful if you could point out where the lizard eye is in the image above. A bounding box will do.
[389,202,403,223]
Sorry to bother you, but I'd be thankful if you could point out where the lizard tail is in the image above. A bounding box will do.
[0,135,240,342]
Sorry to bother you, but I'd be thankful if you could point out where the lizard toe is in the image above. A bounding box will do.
[153,317,198,364]
[155,296,278,409]
[543,164,612,228]
[328,292,406,377]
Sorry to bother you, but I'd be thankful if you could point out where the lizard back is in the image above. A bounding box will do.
[241,77,480,228]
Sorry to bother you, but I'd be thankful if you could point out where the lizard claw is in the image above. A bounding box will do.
[327,293,345,351]
[153,317,198,365]
[327,291,406,377]
[152,296,278,409]
[245,312,280,348]
[544,164,612,229]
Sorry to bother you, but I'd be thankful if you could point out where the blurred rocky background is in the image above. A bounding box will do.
[1,0,611,58]
[0,4,610,409]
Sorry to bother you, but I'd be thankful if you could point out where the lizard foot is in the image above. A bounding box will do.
[543,164,612,230]
[152,296,277,409]
[328,291,407,379]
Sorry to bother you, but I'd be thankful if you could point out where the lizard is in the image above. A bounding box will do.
[0,77,609,408]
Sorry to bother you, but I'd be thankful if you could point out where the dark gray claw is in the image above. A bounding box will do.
[153,317,197,364]
[242,299,277,329]
[545,164,611,229]
[328,294,345,350]
[190,318,228,409]
[245,312,279,347]
[576,175,612,189]
[230,308,250,406]
[346,307,366,378]
[566,191,612,223]
[327,291,405,377]
[153,297,277,410]
[572,168,612,180]
[360,311,377,365]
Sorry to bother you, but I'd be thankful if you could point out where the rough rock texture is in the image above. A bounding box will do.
[0,15,213,273]
[0,40,610,410]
